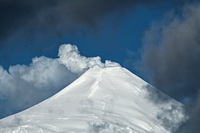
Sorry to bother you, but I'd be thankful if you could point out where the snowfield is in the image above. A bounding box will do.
[0,66,187,133]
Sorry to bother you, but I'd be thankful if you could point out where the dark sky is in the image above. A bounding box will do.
[0,0,200,132]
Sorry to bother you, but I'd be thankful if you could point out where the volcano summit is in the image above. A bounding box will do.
[0,66,186,133]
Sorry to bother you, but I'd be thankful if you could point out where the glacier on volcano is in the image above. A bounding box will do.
[0,66,187,133]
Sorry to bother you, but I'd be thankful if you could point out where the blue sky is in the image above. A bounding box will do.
[0,1,170,72]
[1,0,200,131]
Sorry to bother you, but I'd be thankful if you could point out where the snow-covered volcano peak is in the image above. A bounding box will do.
[0,66,187,133]
[51,66,145,100]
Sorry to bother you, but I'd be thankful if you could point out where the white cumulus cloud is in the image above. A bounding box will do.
[0,44,119,118]
[58,44,119,73]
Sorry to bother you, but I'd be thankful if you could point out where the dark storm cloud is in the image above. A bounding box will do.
[140,2,200,132]
[176,98,200,133]
[0,0,190,43]
[142,2,200,104]
[0,0,56,40]
[0,0,140,41]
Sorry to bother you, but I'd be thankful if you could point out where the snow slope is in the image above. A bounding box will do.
[0,66,186,133]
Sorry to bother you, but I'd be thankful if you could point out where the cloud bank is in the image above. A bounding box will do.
[0,44,119,119]
[0,0,145,42]
[140,2,200,132]
[0,0,191,43]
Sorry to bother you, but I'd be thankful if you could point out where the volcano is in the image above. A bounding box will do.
[0,66,186,133]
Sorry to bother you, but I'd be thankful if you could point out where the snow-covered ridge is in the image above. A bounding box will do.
[0,66,187,133]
